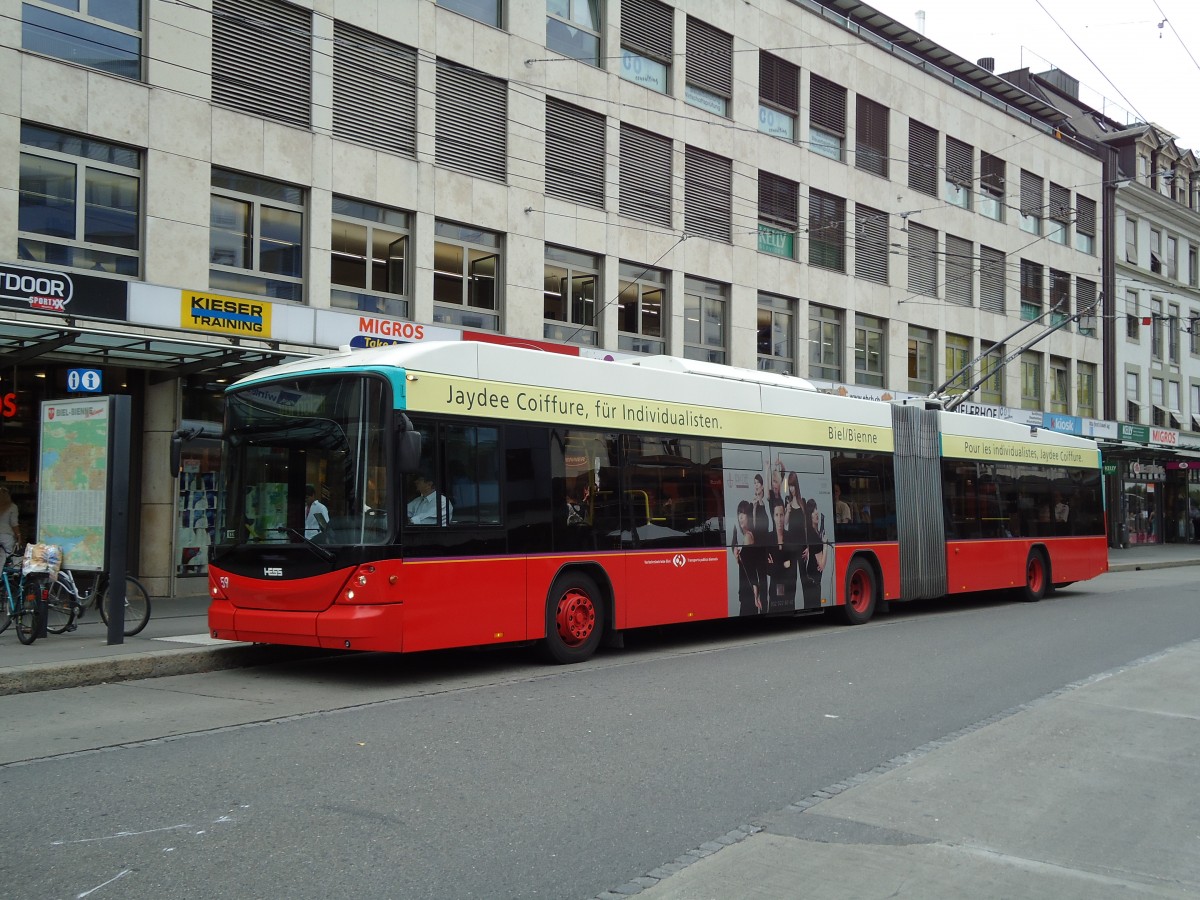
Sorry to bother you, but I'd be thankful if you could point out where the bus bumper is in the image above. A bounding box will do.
[209,598,406,652]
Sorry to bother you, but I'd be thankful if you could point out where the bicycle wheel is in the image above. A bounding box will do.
[15,576,45,645]
[99,576,151,637]
[45,578,78,635]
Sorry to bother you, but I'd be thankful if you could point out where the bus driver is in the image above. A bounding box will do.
[407,472,453,525]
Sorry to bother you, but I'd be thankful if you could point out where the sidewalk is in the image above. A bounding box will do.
[2,543,1197,696]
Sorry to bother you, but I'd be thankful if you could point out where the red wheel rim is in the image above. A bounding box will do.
[555,588,595,647]
[848,568,871,614]
[1027,557,1045,594]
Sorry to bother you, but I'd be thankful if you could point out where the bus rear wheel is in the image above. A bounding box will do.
[540,573,604,664]
[1018,549,1049,602]
[840,558,876,625]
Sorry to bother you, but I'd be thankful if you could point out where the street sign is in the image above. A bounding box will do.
[67,368,103,393]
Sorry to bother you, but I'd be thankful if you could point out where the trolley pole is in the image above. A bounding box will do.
[105,395,131,645]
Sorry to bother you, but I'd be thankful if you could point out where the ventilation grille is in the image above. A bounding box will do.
[546,99,605,208]
[333,21,416,157]
[685,146,732,242]
[620,124,672,227]
[213,0,312,128]
[435,60,507,182]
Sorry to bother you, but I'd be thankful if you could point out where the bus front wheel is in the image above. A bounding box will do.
[540,573,604,664]
[1018,549,1049,602]
[840,558,877,625]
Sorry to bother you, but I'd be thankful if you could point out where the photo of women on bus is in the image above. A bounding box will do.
[800,498,828,608]
[765,501,797,612]
[730,500,764,614]
[783,472,809,548]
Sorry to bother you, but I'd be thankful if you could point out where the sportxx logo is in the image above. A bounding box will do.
[672,554,687,568]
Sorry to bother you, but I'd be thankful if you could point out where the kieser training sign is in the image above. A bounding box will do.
[181,290,273,337]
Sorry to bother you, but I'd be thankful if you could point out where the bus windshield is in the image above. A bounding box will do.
[219,375,390,549]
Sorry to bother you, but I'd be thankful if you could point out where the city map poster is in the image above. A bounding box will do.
[38,398,110,571]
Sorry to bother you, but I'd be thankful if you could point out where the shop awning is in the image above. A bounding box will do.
[0,316,314,382]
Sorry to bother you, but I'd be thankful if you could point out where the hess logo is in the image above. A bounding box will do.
[264,567,283,577]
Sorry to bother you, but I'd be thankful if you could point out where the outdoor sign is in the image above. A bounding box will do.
[0,262,128,320]
[1118,423,1150,443]
[38,398,110,571]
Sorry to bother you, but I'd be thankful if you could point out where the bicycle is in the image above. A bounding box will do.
[0,551,49,645]
[44,569,152,637]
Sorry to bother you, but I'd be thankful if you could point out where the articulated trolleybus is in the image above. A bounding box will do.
[203,341,1107,663]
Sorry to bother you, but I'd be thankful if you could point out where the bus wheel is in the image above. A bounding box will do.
[1019,550,1049,602]
[540,573,604,664]
[840,558,876,625]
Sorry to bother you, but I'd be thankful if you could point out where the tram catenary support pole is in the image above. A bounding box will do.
[105,394,131,645]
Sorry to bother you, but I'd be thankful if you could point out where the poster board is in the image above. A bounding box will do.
[37,397,110,571]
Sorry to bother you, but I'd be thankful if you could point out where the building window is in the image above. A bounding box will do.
[908,119,938,197]
[546,98,605,208]
[1077,362,1096,419]
[1075,195,1096,254]
[617,262,666,354]
[1126,370,1140,423]
[620,0,672,94]
[979,151,1005,221]
[855,96,889,177]
[543,246,599,346]
[1050,269,1070,330]
[945,235,974,306]
[758,53,798,140]
[809,303,842,381]
[855,314,886,387]
[853,204,888,284]
[436,60,507,182]
[438,0,502,27]
[1169,381,1182,429]
[808,189,845,271]
[1190,247,1198,287]
[684,146,733,243]
[619,124,672,227]
[1077,278,1097,338]
[1126,290,1141,340]
[1150,229,1163,274]
[209,169,304,302]
[433,221,501,331]
[980,344,1004,405]
[1151,377,1165,427]
[1192,384,1200,432]
[333,22,417,157]
[758,172,798,259]
[18,124,140,276]
[1019,170,1043,235]
[213,0,311,129]
[979,245,1006,314]
[1169,301,1181,364]
[908,326,934,394]
[1192,308,1200,356]
[1125,217,1138,264]
[1151,297,1164,360]
[330,196,409,318]
[1048,182,1070,245]
[1049,356,1069,414]
[757,293,796,373]
[1020,352,1042,411]
[1167,237,1178,280]
[907,223,937,298]
[547,0,601,65]
[1019,259,1043,321]
[684,277,727,364]
[944,137,973,209]
[808,75,846,161]
[685,17,732,116]
[945,333,971,394]
[22,0,141,79]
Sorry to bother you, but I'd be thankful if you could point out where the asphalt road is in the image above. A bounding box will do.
[3,567,1198,900]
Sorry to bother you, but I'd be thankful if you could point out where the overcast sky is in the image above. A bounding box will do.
[873,0,1200,149]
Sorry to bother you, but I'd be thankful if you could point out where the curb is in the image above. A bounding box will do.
[0,644,336,696]
[1106,559,1200,573]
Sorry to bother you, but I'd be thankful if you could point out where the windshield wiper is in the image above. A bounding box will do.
[274,526,336,562]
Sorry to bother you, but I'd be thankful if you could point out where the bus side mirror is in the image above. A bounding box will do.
[396,414,422,474]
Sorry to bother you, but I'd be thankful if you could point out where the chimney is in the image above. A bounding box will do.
[915,10,925,33]
[977,57,995,73]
